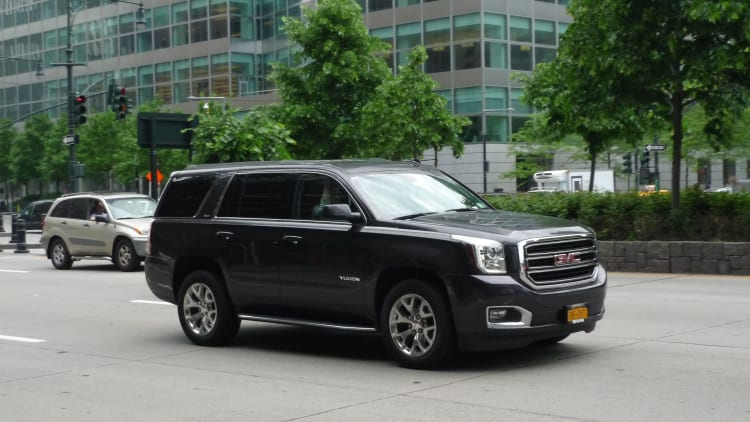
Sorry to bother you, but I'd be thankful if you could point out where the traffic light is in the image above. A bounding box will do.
[641,150,651,169]
[74,95,87,125]
[115,87,129,120]
[622,153,632,174]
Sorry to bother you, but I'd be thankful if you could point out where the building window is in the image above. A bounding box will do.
[155,62,171,84]
[139,65,154,86]
[485,86,509,111]
[455,86,481,114]
[210,15,229,39]
[426,46,450,73]
[119,34,135,55]
[510,16,532,43]
[137,31,153,53]
[397,22,421,51]
[173,24,190,46]
[510,44,533,71]
[153,5,170,27]
[154,28,171,49]
[174,59,191,81]
[424,18,450,44]
[173,2,189,24]
[535,19,556,45]
[454,13,480,41]
[485,42,508,69]
[454,41,481,70]
[368,0,392,12]
[396,0,419,7]
[191,20,209,43]
[535,47,556,65]
[484,13,506,40]
[191,0,208,20]
[192,56,209,79]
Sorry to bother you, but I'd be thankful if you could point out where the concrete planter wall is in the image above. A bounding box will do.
[598,241,750,275]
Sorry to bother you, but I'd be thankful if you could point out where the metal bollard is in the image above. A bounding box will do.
[10,213,18,243]
[14,218,29,254]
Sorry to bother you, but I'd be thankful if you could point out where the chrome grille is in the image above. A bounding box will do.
[518,235,599,290]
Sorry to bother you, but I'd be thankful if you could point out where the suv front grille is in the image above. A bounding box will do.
[518,235,599,291]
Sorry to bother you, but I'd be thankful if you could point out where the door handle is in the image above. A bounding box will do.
[216,231,235,240]
[282,235,302,245]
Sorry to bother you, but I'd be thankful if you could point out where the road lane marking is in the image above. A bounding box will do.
[131,300,173,306]
[0,269,31,273]
[0,334,46,343]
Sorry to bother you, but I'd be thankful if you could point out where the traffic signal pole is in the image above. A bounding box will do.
[50,0,87,193]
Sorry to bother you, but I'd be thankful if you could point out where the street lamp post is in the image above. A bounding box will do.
[0,56,44,77]
[482,108,514,193]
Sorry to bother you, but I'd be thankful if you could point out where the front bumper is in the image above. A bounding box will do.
[448,264,607,352]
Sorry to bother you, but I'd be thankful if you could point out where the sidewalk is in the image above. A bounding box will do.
[0,230,43,251]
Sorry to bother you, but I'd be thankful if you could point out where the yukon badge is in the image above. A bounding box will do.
[554,252,581,266]
[338,275,361,282]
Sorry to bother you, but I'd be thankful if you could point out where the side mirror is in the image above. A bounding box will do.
[321,203,363,223]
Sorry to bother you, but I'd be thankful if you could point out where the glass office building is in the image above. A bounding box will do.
[1,0,573,193]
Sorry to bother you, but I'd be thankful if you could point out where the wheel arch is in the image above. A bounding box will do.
[374,268,454,331]
[172,256,226,301]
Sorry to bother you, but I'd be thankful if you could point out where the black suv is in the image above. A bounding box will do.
[145,160,606,368]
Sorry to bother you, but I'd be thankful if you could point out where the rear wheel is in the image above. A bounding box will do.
[113,239,139,272]
[50,238,72,270]
[177,270,240,346]
[381,279,457,369]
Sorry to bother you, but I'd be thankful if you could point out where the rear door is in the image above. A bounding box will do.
[213,172,298,313]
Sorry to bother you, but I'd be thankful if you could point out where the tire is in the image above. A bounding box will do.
[177,270,240,346]
[113,239,139,272]
[50,238,73,270]
[381,279,457,369]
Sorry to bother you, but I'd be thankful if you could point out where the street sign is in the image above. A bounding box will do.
[62,135,77,145]
[646,144,666,151]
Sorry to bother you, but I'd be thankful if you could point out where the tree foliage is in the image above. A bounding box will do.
[187,104,295,163]
[545,0,750,207]
[360,46,468,161]
[271,0,391,159]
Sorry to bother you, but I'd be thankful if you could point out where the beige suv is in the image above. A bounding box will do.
[41,192,157,271]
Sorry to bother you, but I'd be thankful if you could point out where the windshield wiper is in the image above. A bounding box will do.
[394,212,438,220]
[444,207,478,213]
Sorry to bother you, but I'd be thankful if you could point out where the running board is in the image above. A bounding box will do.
[237,313,377,332]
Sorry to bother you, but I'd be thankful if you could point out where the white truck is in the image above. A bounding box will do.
[532,169,615,193]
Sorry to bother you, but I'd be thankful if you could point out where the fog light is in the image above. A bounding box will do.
[486,306,533,328]
[488,308,508,323]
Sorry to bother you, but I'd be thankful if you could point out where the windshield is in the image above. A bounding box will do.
[350,171,490,220]
[106,197,158,219]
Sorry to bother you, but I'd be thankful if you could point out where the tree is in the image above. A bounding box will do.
[561,0,750,208]
[271,0,392,159]
[360,46,468,162]
[38,117,70,193]
[11,114,53,194]
[187,104,295,163]
[518,8,646,192]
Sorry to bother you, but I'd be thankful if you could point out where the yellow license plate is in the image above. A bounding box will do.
[567,305,588,323]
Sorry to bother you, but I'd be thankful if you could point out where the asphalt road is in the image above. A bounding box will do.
[1,251,749,422]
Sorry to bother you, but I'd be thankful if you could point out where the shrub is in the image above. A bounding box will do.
[484,190,750,241]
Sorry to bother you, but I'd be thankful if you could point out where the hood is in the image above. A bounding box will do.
[114,217,154,235]
[395,210,593,241]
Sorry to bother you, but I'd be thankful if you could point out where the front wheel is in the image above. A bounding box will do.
[113,239,140,272]
[381,280,456,369]
[50,238,73,270]
[177,270,240,346]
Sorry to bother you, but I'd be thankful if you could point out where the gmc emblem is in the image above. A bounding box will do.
[554,253,581,266]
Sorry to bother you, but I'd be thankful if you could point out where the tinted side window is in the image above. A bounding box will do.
[157,174,218,217]
[49,200,71,218]
[296,174,352,220]
[218,173,297,218]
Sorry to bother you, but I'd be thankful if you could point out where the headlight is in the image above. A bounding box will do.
[452,235,506,274]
